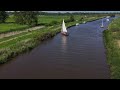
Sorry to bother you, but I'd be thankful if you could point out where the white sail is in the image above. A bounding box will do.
[61,19,67,32]
[101,19,104,27]
[106,18,109,22]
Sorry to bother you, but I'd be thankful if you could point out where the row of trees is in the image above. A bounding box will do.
[0,11,76,26]
[0,11,38,26]
[14,11,38,26]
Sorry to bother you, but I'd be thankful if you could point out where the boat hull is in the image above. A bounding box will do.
[100,26,104,28]
[61,32,69,36]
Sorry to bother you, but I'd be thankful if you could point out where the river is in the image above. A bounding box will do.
[0,17,114,79]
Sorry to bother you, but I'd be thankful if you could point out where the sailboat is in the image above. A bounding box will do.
[76,23,79,26]
[106,18,109,22]
[101,19,104,28]
[83,21,86,24]
[61,19,69,36]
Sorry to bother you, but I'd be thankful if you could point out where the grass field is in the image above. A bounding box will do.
[38,15,104,25]
[0,23,28,33]
[6,15,81,24]
[38,15,81,24]
[103,17,120,79]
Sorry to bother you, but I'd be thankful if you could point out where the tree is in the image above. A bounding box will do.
[14,11,38,26]
[69,15,75,22]
[0,11,8,23]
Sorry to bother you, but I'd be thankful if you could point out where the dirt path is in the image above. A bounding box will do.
[0,26,45,39]
[0,33,32,44]
[0,26,61,45]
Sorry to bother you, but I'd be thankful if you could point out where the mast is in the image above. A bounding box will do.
[101,19,104,27]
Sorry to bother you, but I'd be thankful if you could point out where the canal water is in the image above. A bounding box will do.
[0,18,114,79]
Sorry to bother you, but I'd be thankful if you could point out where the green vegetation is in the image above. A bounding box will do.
[39,15,105,26]
[0,11,8,23]
[38,15,69,25]
[0,26,60,63]
[103,17,120,79]
[0,23,28,34]
[108,18,120,32]
[6,15,15,23]
[0,14,104,34]
[14,11,38,26]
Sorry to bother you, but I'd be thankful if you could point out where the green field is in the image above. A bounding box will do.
[6,15,15,23]
[0,23,28,33]
[38,15,104,25]
[6,15,81,24]
[6,14,104,25]
[0,15,30,34]
[38,15,81,24]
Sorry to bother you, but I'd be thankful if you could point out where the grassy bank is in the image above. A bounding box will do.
[0,24,67,64]
[103,17,120,79]
[0,15,106,64]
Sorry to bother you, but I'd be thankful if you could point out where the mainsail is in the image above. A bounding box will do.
[61,19,67,32]
[106,18,109,22]
[101,19,104,27]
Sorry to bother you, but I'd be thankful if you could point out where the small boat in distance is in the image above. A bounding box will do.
[83,21,86,24]
[106,18,109,22]
[101,19,104,28]
[61,19,69,36]
[76,23,79,26]
[106,16,110,18]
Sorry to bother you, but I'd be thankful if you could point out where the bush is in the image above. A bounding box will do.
[14,11,38,26]
[45,21,59,26]
[69,15,75,22]
[51,21,58,25]
[0,11,8,23]
[64,15,75,23]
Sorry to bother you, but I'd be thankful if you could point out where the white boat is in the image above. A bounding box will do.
[83,21,86,24]
[106,18,109,22]
[106,16,110,18]
[61,19,69,36]
[101,19,104,28]
[76,23,79,26]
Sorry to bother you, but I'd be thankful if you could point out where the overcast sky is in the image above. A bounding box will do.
[42,11,120,13]
[7,11,120,13]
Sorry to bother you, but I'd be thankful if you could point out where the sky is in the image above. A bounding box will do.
[7,11,120,13]
[42,11,120,13]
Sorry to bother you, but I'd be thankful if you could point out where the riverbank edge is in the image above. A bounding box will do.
[103,30,114,79]
[67,16,106,28]
[103,29,120,79]
[102,16,120,79]
[0,17,105,64]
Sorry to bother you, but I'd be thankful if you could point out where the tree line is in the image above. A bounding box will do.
[0,11,8,23]
[0,11,38,26]
[0,11,76,26]
[0,11,115,26]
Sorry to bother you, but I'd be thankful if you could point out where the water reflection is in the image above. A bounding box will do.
[61,35,67,53]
